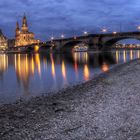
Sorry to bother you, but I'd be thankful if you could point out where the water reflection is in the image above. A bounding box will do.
[116,50,119,64]
[130,50,133,60]
[50,53,56,80]
[123,50,126,63]
[62,60,67,84]
[137,50,140,59]
[84,64,90,81]
[0,50,140,103]
[15,54,34,95]
[101,63,109,72]
[0,54,8,78]
[73,52,89,63]
[35,53,41,77]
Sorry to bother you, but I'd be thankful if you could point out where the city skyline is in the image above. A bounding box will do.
[1,0,140,41]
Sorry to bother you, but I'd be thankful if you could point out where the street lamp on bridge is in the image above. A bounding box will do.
[137,26,140,31]
[83,31,88,36]
[61,34,65,39]
[102,28,107,33]
[74,35,77,40]
[51,36,54,41]
[113,31,117,35]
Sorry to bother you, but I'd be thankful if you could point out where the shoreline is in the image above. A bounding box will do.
[1,59,140,139]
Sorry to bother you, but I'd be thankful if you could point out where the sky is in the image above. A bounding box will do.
[0,0,140,42]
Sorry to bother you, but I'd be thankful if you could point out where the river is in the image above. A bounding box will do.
[0,50,139,104]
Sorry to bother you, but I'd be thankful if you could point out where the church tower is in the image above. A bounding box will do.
[15,21,20,38]
[15,14,40,47]
[21,14,28,32]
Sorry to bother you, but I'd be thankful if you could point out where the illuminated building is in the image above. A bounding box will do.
[15,14,40,47]
[0,29,8,50]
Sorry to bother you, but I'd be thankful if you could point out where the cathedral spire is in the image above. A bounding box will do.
[16,21,19,30]
[21,14,28,32]
[22,14,28,27]
[15,21,20,38]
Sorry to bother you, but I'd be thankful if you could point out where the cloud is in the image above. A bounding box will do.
[0,0,140,41]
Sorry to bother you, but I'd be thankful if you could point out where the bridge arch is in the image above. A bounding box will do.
[39,44,52,52]
[103,36,140,50]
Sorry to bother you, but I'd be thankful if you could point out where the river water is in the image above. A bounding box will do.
[0,50,139,104]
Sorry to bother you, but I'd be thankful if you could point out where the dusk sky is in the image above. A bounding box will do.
[1,0,140,41]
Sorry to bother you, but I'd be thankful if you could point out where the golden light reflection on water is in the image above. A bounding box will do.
[101,63,109,72]
[73,52,79,79]
[50,53,56,79]
[84,64,90,81]
[25,54,28,73]
[17,54,21,73]
[1,50,140,98]
[31,55,35,75]
[34,45,40,52]
[130,50,133,60]
[123,50,126,63]
[0,54,8,74]
[83,52,88,63]
[73,52,89,63]
[35,53,41,77]
[137,50,140,59]
[73,52,78,63]
[15,54,33,95]
[115,50,139,64]
[62,60,67,84]
[116,50,119,64]
[74,62,78,74]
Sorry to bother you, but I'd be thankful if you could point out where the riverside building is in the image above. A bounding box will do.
[15,14,40,47]
[0,29,8,51]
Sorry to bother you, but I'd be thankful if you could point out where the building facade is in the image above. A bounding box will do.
[8,39,15,48]
[15,15,40,47]
[0,29,8,50]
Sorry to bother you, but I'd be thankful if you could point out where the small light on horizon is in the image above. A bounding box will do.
[113,31,117,35]
[102,28,107,33]
[137,26,140,30]
[84,31,88,35]
[74,36,77,40]
[51,36,54,40]
[61,34,65,39]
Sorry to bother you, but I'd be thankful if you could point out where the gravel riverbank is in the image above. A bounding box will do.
[1,59,140,140]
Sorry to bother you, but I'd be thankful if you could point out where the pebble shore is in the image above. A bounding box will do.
[1,59,140,140]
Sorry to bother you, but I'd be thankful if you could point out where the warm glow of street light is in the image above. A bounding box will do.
[61,34,64,39]
[102,28,107,33]
[74,36,77,40]
[34,45,40,52]
[51,36,54,40]
[137,26,140,30]
[84,31,88,35]
[113,31,117,35]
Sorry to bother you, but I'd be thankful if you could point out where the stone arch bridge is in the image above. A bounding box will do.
[44,32,140,52]
[21,32,140,52]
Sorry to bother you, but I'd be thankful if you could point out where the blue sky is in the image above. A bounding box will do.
[1,0,140,41]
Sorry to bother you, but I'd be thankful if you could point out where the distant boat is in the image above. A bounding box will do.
[73,44,88,52]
